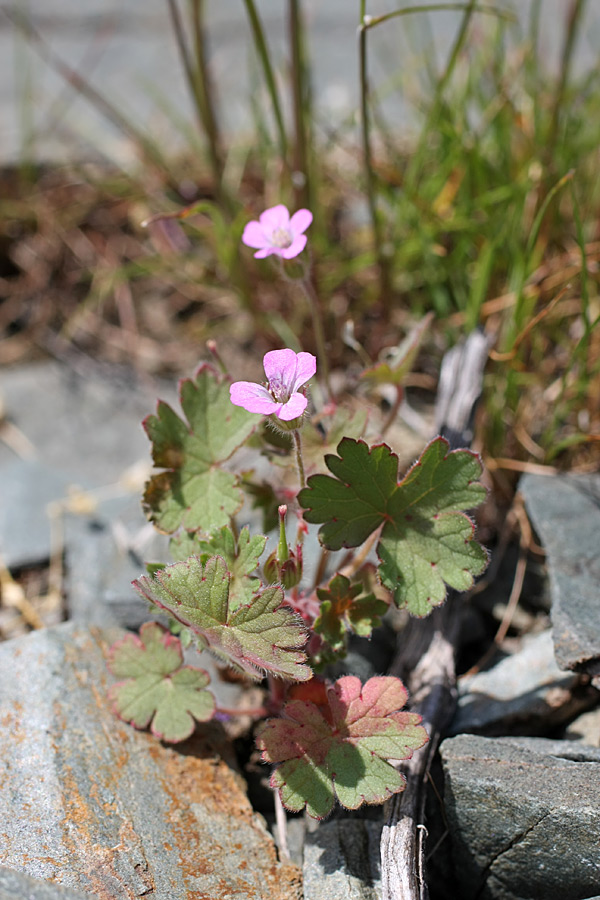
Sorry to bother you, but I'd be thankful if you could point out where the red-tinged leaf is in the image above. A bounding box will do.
[107,622,215,743]
[256,675,428,819]
[133,555,312,682]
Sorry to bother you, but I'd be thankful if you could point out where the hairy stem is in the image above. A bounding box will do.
[292,429,306,489]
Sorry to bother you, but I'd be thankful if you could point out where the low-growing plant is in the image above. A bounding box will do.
[107,205,489,821]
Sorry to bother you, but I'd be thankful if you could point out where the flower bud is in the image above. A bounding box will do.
[263,506,303,588]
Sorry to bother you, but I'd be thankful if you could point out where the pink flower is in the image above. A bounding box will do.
[230,349,316,421]
[242,204,312,259]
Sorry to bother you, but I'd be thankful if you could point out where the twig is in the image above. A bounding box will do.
[380,330,490,899]
[274,789,291,861]
[381,603,459,900]
[0,555,45,630]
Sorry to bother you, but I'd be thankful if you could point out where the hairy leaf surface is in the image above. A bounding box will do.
[299,437,488,615]
[108,622,215,742]
[133,555,311,681]
[170,525,266,610]
[143,365,257,533]
[257,675,428,819]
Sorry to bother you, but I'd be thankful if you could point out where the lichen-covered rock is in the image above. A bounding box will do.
[0,622,301,900]
[0,866,97,900]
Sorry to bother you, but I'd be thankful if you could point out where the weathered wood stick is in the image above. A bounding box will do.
[380,330,491,900]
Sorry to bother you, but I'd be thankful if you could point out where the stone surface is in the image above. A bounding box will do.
[303,820,382,900]
[0,867,98,900]
[439,734,600,900]
[0,622,302,900]
[450,629,594,736]
[63,496,166,630]
[520,473,600,681]
[0,459,77,568]
[0,360,173,627]
[0,361,167,484]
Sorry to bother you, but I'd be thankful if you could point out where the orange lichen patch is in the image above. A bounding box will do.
[57,767,128,899]
[0,704,26,745]
[149,740,302,899]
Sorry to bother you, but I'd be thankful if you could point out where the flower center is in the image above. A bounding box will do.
[271,227,293,249]
[268,376,291,403]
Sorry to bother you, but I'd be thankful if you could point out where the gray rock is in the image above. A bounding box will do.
[0,361,165,485]
[303,820,382,900]
[450,629,593,736]
[0,459,77,568]
[64,496,166,630]
[0,867,98,900]
[520,473,600,681]
[439,734,600,900]
[0,622,301,899]
[0,361,173,626]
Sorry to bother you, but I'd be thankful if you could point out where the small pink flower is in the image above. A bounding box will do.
[242,204,312,259]
[230,349,316,421]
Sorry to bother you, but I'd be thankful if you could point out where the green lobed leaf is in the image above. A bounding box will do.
[107,622,215,743]
[133,555,312,682]
[299,437,488,616]
[257,675,428,819]
[142,365,257,534]
[314,573,389,650]
[302,404,368,474]
[170,525,266,610]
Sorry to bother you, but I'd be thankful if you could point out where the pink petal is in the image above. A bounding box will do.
[242,220,268,249]
[280,234,307,259]
[289,208,313,236]
[254,246,277,259]
[230,382,279,415]
[292,352,317,391]
[263,349,299,386]
[278,393,308,421]
[259,204,290,233]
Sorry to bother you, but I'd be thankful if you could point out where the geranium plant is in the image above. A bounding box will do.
[108,205,488,823]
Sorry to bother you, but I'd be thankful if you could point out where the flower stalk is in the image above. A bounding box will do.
[292,429,306,490]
